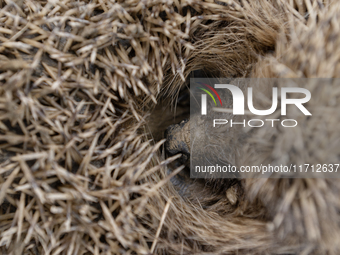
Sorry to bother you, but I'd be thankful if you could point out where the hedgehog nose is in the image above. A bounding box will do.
[164,119,190,164]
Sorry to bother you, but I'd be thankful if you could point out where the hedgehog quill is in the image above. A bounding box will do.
[1,1,340,255]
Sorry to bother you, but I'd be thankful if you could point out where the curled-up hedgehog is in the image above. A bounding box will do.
[0,0,340,255]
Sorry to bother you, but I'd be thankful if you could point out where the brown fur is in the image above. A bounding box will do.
[0,0,339,254]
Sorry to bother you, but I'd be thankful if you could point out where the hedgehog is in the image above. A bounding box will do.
[0,0,340,255]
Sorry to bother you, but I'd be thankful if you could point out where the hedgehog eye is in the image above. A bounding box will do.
[177,89,190,107]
